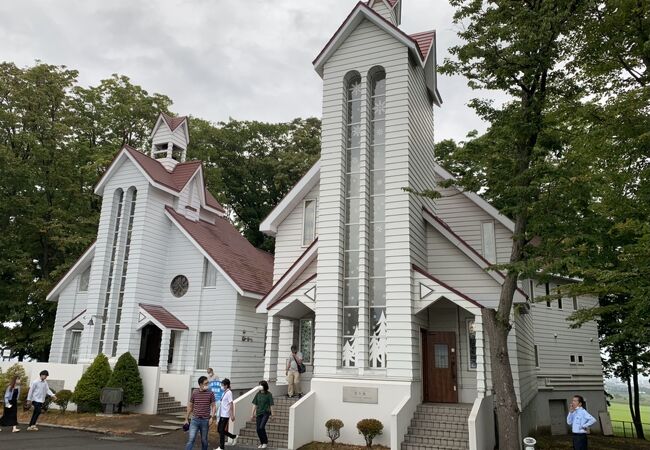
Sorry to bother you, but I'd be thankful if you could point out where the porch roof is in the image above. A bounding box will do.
[139,303,188,330]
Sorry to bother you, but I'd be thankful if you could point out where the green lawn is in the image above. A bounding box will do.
[608,402,650,438]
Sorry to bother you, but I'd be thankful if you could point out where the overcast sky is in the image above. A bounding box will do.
[0,0,505,142]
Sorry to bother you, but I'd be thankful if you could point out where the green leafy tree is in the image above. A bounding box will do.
[72,353,112,412]
[188,117,321,251]
[0,64,172,361]
[439,0,588,446]
[106,352,143,407]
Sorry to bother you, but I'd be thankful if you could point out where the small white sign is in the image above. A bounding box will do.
[342,386,378,404]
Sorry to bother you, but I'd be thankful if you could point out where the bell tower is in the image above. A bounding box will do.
[150,113,189,171]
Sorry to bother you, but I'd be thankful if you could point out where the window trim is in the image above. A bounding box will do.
[195,332,212,370]
[78,266,91,293]
[203,257,218,288]
[298,318,314,365]
[467,318,477,371]
[301,198,317,247]
[572,296,578,310]
[67,329,82,364]
[480,221,497,264]
[534,344,540,368]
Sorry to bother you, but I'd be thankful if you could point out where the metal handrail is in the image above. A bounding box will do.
[610,419,650,439]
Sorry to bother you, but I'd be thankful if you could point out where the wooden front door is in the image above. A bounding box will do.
[422,331,458,403]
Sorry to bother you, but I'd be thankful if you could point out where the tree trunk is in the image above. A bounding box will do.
[632,361,646,439]
[483,308,520,450]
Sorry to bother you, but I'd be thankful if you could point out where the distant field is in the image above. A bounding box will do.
[608,402,650,437]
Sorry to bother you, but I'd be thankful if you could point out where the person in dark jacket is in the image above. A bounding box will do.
[0,376,21,433]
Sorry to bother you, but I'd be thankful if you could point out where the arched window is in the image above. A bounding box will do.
[342,71,362,368]
[98,189,124,354]
[111,187,137,356]
[368,67,386,368]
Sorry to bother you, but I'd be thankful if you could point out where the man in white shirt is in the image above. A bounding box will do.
[285,345,303,398]
[26,370,56,431]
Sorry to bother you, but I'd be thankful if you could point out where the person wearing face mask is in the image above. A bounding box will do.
[567,394,596,450]
[184,376,216,450]
[0,376,21,433]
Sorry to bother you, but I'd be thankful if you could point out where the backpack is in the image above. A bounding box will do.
[293,354,306,374]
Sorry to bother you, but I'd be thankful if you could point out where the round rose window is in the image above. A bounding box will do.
[170,275,189,298]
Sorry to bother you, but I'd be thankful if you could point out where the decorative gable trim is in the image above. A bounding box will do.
[260,160,320,236]
[268,274,317,311]
[413,265,483,313]
[62,309,88,329]
[46,242,96,302]
[432,163,515,232]
[423,207,528,303]
[255,239,318,312]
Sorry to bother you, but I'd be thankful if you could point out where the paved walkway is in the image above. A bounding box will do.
[0,425,281,450]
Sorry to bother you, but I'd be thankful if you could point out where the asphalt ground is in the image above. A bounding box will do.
[0,425,248,450]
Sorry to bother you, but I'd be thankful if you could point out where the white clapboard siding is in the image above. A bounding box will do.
[370,1,396,24]
[152,123,187,151]
[433,177,512,264]
[275,319,296,382]
[178,175,201,212]
[229,295,268,388]
[514,309,538,409]
[530,283,600,376]
[426,223,503,308]
[316,18,411,375]
[79,158,151,361]
[273,183,320,282]
[49,279,88,363]
[284,259,317,292]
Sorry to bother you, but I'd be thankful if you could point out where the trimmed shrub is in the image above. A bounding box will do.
[325,418,344,445]
[357,418,383,447]
[106,352,143,407]
[53,389,73,413]
[72,353,112,412]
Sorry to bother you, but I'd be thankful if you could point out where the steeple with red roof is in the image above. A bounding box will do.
[149,112,190,171]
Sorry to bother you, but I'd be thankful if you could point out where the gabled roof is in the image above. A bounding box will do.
[432,162,514,232]
[256,239,318,312]
[412,265,483,312]
[423,207,528,303]
[160,112,187,132]
[268,274,317,310]
[139,303,188,330]
[410,31,435,61]
[313,2,440,105]
[47,242,96,301]
[260,160,320,236]
[165,207,273,297]
[95,145,225,213]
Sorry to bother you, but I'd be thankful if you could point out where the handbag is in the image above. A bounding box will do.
[293,354,306,374]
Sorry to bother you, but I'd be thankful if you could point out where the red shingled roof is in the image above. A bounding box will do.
[410,31,435,61]
[161,112,187,132]
[139,303,188,330]
[122,145,225,212]
[166,206,274,296]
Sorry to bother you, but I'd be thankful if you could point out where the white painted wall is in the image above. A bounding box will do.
[288,391,316,450]
[468,395,496,450]
[160,372,192,408]
[132,366,160,414]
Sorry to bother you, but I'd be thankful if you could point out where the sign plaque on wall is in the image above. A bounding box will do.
[342,386,378,404]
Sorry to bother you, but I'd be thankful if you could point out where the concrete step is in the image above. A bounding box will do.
[409,420,468,432]
[239,428,289,441]
[413,411,469,422]
[157,406,186,414]
[401,443,468,450]
[236,435,287,448]
[241,420,288,433]
[404,434,469,449]
[407,426,469,441]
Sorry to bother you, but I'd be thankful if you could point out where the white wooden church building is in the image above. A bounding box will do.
[46,0,605,448]
[254,0,604,448]
[47,112,273,390]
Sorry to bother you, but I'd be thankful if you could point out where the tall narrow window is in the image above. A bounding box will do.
[534,345,539,368]
[302,199,317,246]
[481,221,496,263]
[558,296,563,310]
[529,280,535,299]
[342,72,362,368]
[545,283,551,307]
[203,258,218,287]
[299,319,313,364]
[467,319,477,370]
[196,332,212,370]
[112,189,137,357]
[572,296,578,310]
[78,267,90,292]
[368,68,387,368]
[168,331,177,365]
[68,330,82,364]
[98,189,124,354]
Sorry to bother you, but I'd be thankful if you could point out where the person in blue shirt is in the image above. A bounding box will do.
[567,395,596,450]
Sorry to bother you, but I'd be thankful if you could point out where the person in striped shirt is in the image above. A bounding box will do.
[184,376,216,450]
